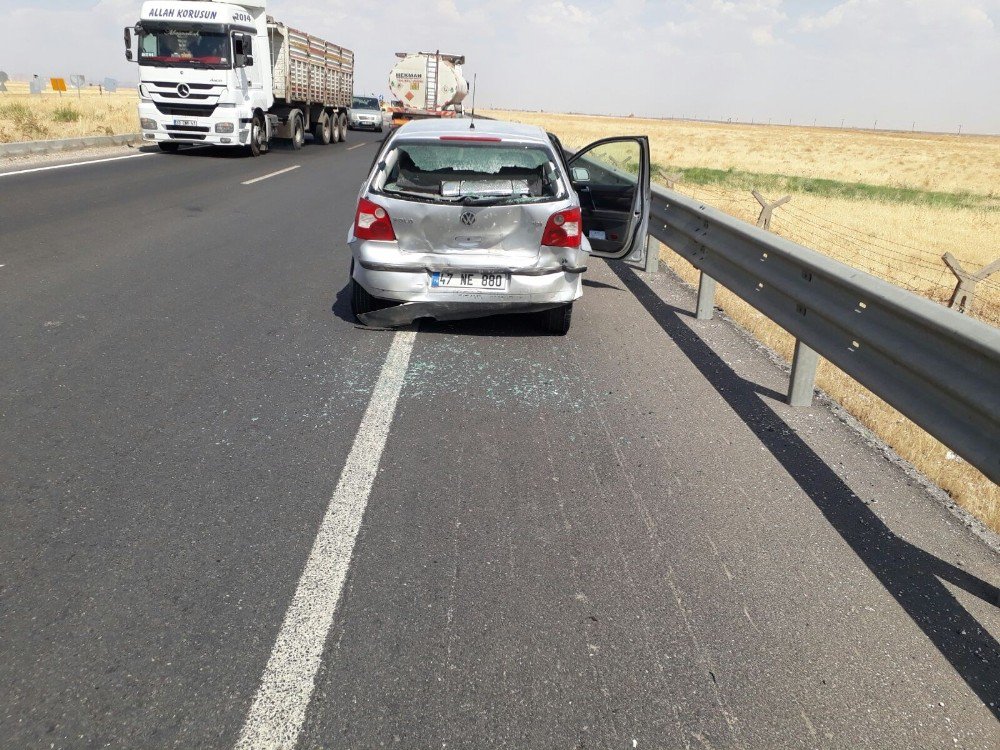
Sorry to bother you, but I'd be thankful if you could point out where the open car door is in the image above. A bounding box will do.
[567,136,651,259]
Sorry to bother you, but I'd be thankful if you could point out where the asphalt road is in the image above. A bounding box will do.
[0,134,997,750]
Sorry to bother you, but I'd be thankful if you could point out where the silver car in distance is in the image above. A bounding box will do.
[347,118,650,334]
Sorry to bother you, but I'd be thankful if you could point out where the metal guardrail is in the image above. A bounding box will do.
[643,183,1000,485]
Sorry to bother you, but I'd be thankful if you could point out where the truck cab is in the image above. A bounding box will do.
[126,0,272,152]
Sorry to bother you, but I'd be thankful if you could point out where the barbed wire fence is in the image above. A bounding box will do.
[665,179,1000,327]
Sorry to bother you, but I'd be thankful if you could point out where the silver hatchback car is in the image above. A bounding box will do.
[347,118,650,334]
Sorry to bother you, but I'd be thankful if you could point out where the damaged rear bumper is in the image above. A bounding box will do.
[348,240,588,328]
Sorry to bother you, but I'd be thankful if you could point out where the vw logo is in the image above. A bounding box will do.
[176,83,191,98]
[460,211,476,226]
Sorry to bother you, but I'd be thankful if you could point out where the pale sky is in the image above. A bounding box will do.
[3,0,999,133]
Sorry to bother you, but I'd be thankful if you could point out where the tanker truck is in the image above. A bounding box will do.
[124,0,354,156]
[387,52,468,128]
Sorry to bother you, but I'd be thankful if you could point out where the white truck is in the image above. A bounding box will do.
[124,0,354,155]
[387,52,468,128]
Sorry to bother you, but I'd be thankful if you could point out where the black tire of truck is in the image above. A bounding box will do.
[313,117,332,146]
[541,302,573,336]
[338,114,348,143]
[158,142,179,153]
[331,115,341,143]
[247,114,266,157]
[290,114,305,150]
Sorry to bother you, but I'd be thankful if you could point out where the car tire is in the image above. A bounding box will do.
[158,142,180,153]
[542,303,573,335]
[290,114,305,150]
[350,277,383,320]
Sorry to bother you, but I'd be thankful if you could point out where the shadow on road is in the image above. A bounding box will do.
[607,259,1000,720]
[331,280,355,325]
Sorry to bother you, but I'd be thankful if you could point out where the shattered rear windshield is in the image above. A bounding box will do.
[374,140,565,205]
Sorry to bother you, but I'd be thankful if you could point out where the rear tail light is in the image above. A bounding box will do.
[541,207,582,248]
[354,197,396,241]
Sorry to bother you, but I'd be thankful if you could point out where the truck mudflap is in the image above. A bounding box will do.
[358,300,563,328]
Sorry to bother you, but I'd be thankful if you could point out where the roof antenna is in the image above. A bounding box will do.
[469,74,477,129]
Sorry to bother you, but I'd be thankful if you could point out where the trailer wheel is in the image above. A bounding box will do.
[338,114,348,143]
[247,114,266,157]
[331,116,341,143]
[290,114,305,150]
[312,117,332,145]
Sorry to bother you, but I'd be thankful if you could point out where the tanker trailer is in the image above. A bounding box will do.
[387,51,468,127]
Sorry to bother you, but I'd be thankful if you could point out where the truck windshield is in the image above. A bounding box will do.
[352,97,380,110]
[376,141,565,206]
[138,25,231,69]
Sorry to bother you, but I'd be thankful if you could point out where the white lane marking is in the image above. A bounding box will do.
[236,330,417,750]
[0,152,152,178]
[241,165,301,186]
[346,143,369,151]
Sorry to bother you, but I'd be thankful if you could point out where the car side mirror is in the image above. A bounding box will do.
[571,167,590,183]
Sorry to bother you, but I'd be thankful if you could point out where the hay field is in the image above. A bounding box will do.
[0,81,138,143]
[487,109,1000,534]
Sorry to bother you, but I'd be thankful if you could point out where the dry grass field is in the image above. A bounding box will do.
[0,81,138,143]
[487,109,1000,534]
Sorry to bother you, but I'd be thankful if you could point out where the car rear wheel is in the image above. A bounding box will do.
[158,142,179,153]
[541,303,573,336]
[350,277,382,320]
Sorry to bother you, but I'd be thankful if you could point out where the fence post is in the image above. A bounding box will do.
[788,340,820,407]
[663,172,682,189]
[753,190,791,231]
[644,235,659,273]
[943,253,1000,315]
[695,272,717,320]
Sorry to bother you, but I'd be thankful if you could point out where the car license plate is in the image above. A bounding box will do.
[430,271,509,291]
[174,119,197,127]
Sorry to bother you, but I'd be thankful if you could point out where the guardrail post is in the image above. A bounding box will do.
[753,190,791,231]
[695,272,717,320]
[644,235,660,273]
[788,340,820,407]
